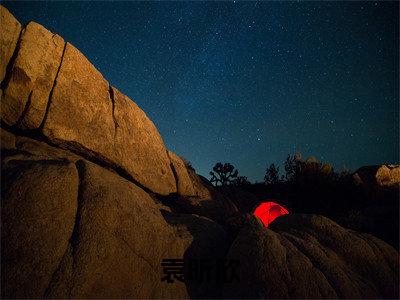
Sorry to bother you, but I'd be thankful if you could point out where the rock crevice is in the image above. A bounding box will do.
[166,150,180,194]
[1,21,66,128]
[15,90,33,127]
[0,29,22,90]
[0,5,22,87]
[0,5,207,197]
[39,40,67,131]
[108,85,119,133]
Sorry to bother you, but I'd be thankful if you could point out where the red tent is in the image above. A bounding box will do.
[254,201,289,228]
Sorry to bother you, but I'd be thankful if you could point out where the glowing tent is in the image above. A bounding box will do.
[254,201,289,228]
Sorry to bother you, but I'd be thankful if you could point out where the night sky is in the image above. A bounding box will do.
[4,1,399,182]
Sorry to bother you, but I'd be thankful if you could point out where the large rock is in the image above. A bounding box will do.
[0,5,21,83]
[0,128,80,164]
[112,87,176,195]
[41,42,116,163]
[223,214,399,299]
[1,159,79,299]
[0,7,186,196]
[168,151,196,196]
[187,168,212,199]
[165,196,226,224]
[375,165,400,187]
[353,165,400,203]
[0,127,15,150]
[1,21,64,128]
[162,212,229,298]
[0,152,186,298]
[40,42,176,195]
[354,165,400,189]
[1,138,230,298]
[44,159,186,298]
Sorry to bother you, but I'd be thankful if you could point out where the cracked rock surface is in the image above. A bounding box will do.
[1,130,227,298]
[0,5,21,83]
[223,214,399,299]
[1,21,65,129]
[1,158,79,298]
[0,5,178,196]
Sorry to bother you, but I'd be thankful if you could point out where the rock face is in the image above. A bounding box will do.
[41,42,115,158]
[1,159,79,298]
[169,197,226,224]
[40,42,176,195]
[3,136,397,299]
[168,151,196,196]
[0,5,21,83]
[223,214,399,299]
[111,87,176,195]
[1,21,64,128]
[0,5,198,196]
[43,159,184,299]
[162,212,229,298]
[1,131,228,298]
[187,169,213,199]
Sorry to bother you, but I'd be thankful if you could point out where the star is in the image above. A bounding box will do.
[5,0,396,181]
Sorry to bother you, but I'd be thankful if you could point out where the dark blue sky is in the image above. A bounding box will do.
[4,1,399,181]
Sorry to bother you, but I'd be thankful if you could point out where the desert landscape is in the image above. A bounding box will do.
[1,2,399,299]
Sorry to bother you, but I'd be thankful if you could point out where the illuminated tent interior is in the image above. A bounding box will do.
[254,201,289,228]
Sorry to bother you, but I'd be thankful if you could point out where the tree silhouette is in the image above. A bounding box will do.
[264,163,280,184]
[284,153,302,181]
[234,175,250,186]
[209,162,239,186]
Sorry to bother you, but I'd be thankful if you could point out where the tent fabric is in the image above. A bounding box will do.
[254,201,289,228]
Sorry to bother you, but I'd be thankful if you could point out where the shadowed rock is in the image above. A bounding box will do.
[0,151,186,298]
[354,165,400,189]
[0,127,15,150]
[43,159,184,298]
[1,159,79,299]
[353,165,400,204]
[0,138,228,298]
[223,214,399,299]
[162,212,229,298]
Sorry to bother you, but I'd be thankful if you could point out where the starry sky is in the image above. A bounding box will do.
[4,1,399,182]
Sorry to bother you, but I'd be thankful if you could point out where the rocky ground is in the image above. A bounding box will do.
[1,5,398,299]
